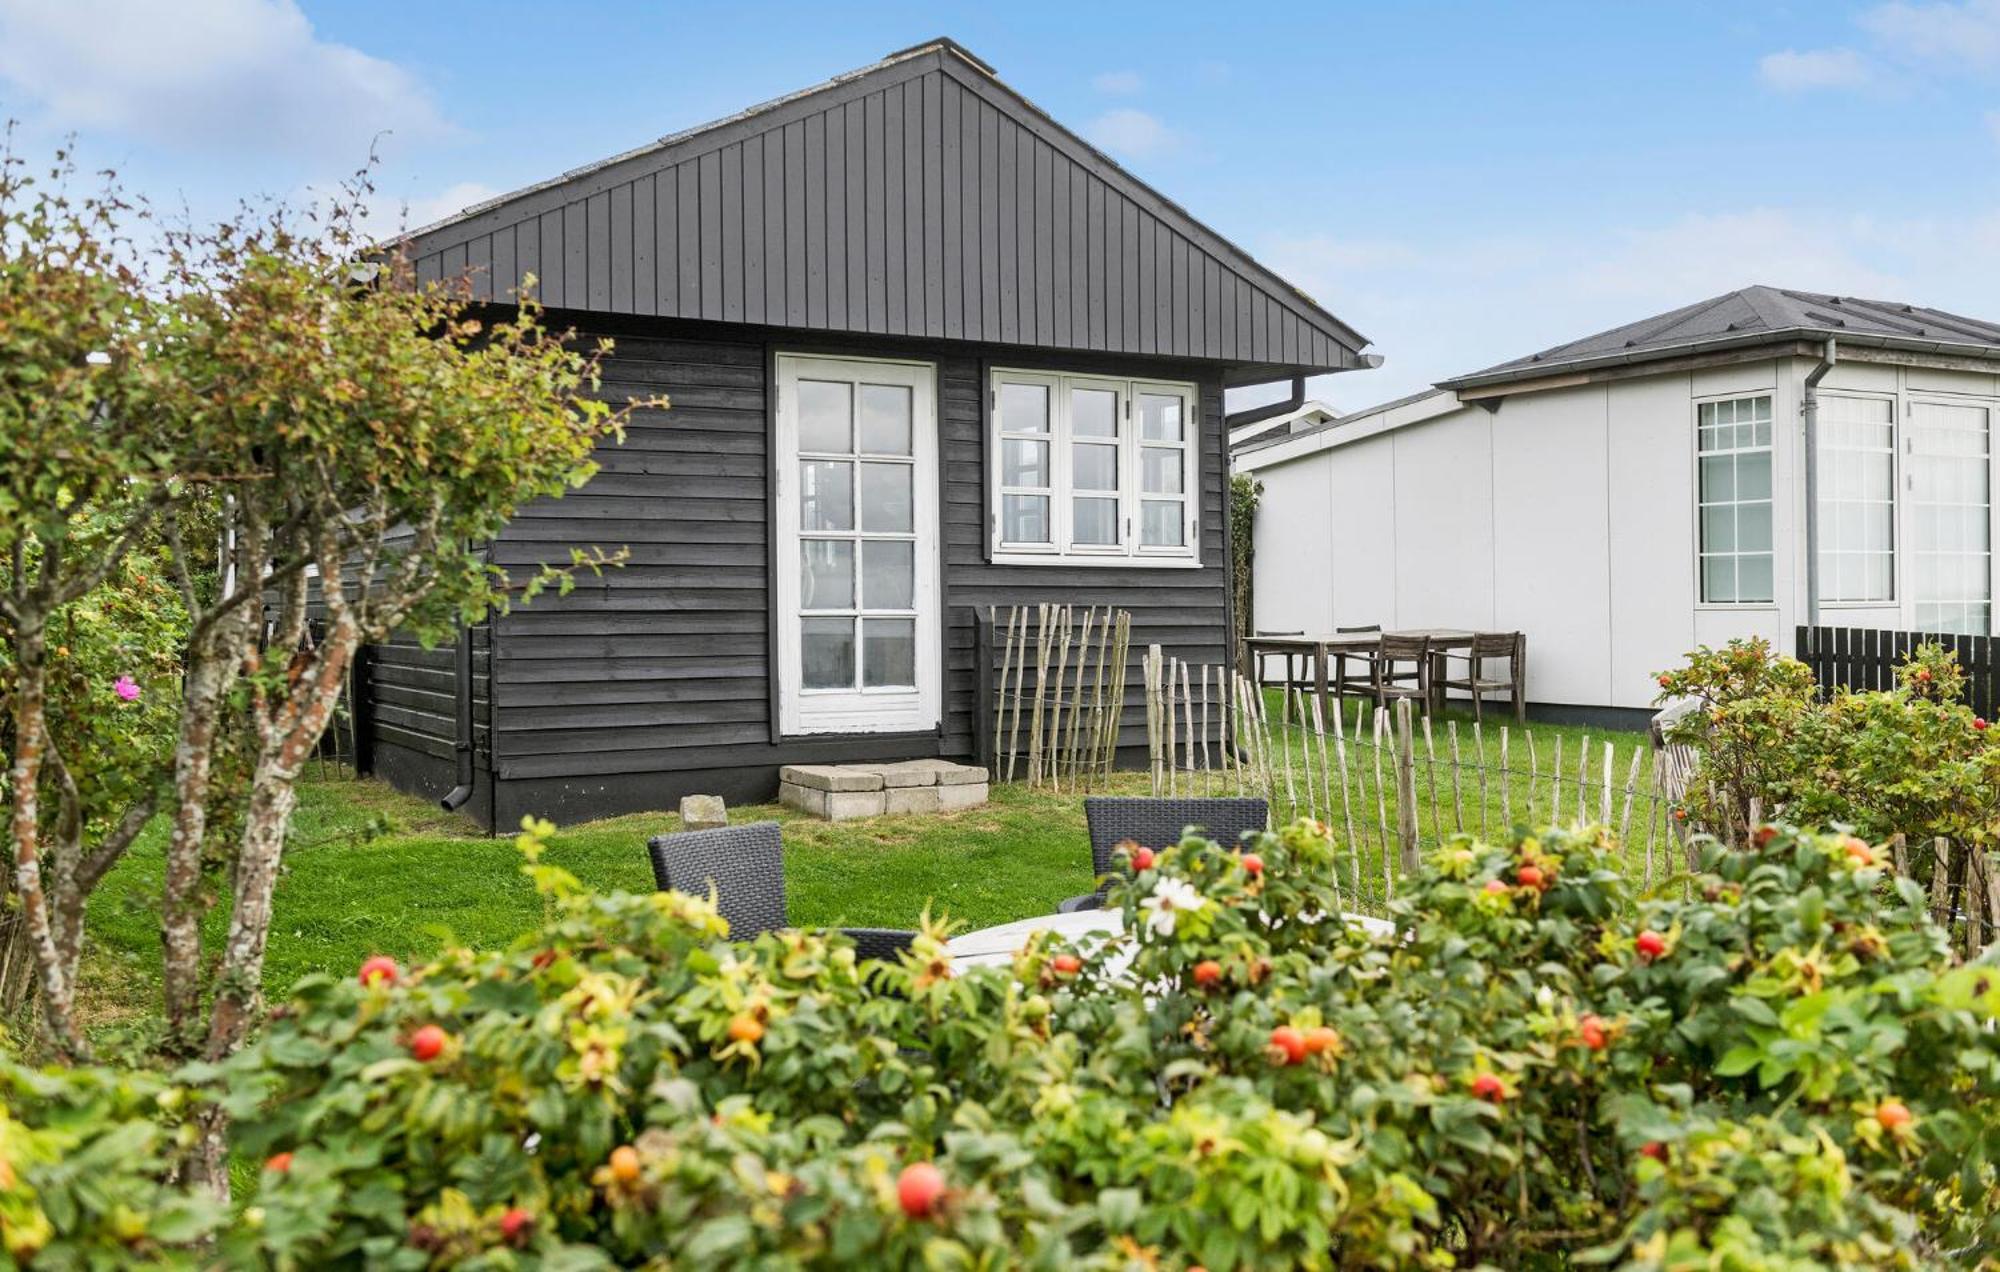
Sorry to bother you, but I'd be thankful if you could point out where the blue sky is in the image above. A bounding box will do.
[4,0,1999,406]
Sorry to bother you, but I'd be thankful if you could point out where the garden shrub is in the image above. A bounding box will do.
[0,1050,220,1266]
[163,816,1998,1269]
[1657,637,2000,863]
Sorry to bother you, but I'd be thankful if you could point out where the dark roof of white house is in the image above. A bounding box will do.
[1443,286,2000,389]
[391,38,1371,382]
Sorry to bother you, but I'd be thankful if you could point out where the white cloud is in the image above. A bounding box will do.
[0,0,449,160]
[1084,108,1184,159]
[1860,0,2000,69]
[1758,47,1875,91]
[1092,69,1143,95]
[1260,207,2000,408]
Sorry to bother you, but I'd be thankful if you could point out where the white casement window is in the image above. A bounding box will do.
[1817,394,1896,603]
[990,369,1199,566]
[1696,394,1775,604]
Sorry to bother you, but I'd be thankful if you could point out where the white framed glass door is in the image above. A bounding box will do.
[774,354,940,735]
[1906,399,1993,635]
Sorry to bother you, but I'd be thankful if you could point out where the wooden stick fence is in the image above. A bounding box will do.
[990,604,1132,791]
[1141,667,1705,908]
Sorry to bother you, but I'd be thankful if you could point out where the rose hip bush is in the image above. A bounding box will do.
[1658,638,2000,864]
[0,1050,219,1266]
[6,816,1997,1267]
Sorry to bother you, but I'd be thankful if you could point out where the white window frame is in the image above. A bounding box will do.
[774,353,941,737]
[1694,392,1776,607]
[1904,394,1996,636]
[1816,391,1898,607]
[988,368,1201,567]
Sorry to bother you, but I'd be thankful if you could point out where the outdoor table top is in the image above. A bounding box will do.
[944,907,1396,971]
[1244,628,1478,651]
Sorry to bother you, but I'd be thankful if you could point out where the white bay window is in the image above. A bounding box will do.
[990,369,1198,565]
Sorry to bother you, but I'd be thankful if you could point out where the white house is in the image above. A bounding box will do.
[1234,287,2000,720]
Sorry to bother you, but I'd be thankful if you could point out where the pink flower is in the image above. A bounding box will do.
[113,676,140,702]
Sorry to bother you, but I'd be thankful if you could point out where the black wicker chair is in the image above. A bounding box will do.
[646,821,916,959]
[1058,796,1270,913]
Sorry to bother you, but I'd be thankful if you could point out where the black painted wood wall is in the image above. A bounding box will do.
[399,310,1233,826]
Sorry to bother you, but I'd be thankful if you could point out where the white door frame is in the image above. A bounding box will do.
[773,353,941,735]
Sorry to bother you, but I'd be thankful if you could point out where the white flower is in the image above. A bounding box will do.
[1535,985,1555,1011]
[1139,877,1207,939]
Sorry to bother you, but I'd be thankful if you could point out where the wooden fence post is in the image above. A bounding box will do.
[1394,699,1420,875]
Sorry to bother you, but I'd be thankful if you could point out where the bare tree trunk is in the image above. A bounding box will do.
[159,634,234,1051]
[5,619,86,1058]
[162,508,265,1053]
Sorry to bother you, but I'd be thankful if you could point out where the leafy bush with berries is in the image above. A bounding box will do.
[0,1050,220,1267]
[1658,638,2000,867]
[173,816,1997,1269]
[5,815,1996,1267]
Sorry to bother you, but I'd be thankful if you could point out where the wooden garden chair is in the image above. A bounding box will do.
[1345,632,1432,716]
[1435,631,1525,723]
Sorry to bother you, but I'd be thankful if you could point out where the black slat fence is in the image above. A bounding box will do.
[1795,625,1999,718]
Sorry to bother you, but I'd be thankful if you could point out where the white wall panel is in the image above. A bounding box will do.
[1391,408,1493,630]
[1605,375,1697,705]
[1326,438,1398,629]
[1491,384,1612,706]
[1250,458,1334,635]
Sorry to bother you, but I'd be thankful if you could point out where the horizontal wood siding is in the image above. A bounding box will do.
[398,52,1359,376]
[480,317,1228,805]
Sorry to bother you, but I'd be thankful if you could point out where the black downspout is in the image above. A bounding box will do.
[439,622,474,811]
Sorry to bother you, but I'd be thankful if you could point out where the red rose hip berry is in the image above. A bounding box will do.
[1875,1100,1913,1130]
[408,1024,448,1062]
[1051,953,1082,976]
[1639,1141,1667,1162]
[1240,853,1264,877]
[1482,879,1509,896]
[1516,865,1545,890]
[1471,1072,1505,1102]
[1267,1025,1307,1065]
[499,1208,533,1244]
[1634,930,1667,961]
[898,1162,946,1219]
[1129,845,1156,870]
[1577,1014,1608,1051]
[1192,959,1223,988]
[264,1151,294,1174]
[357,955,399,987]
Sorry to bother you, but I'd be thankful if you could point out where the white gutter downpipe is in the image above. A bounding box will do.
[1802,337,1838,628]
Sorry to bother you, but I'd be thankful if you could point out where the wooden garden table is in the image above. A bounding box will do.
[1243,629,1481,722]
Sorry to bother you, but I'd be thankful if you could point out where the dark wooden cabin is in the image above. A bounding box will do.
[367,38,1374,827]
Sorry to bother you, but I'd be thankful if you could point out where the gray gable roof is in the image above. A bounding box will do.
[393,38,1370,381]
[1443,285,2000,389]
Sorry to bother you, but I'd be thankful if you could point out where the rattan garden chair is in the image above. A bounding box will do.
[1057,796,1270,913]
[647,821,916,958]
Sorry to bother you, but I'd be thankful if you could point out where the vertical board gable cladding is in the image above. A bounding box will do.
[398,53,1360,371]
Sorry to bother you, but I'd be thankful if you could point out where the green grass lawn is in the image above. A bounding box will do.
[78,698,1654,1040]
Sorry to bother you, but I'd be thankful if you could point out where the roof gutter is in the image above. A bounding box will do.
[1225,377,1305,432]
[1802,337,1837,628]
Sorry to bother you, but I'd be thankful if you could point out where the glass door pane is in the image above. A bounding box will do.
[1909,400,1991,634]
[797,373,918,691]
